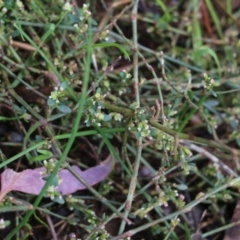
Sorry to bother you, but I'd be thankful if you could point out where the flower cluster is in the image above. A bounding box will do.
[84,104,111,127]
[153,167,167,183]
[127,107,152,139]
[16,0,24,11]
[66,195,85,211]
[46,185,61,200]
[85,209,98,226]
[134,199,156,218]
[43,158,58,174]
[71,4,93,36]
[171,218,180,229]
[137,120,151,138]
[156,186,186,210]
[99,30,110,42]
[172,190,186,209]
[74,23,88,34]
[120,69,132,81]
[179,146,193,175]
[154,130,174,151]
[158,190,169,207]
[110,112,123,122]
[62,3,93,37]
[100,181,113,195]
[160,218,180,235]
[0,196,13,207]
[89,226,110,240]
[62,2,73,12]
[22,112,31,122]
[40,161,63,202]
[47,82,67,110]
[66,197,110,239]
[117,70,132,96]
[202,73,215,90]
[49,87,64,104]
[84,89,114,127]
[80,4,91,20]
[152,170,187,210]
[206,113,218,129]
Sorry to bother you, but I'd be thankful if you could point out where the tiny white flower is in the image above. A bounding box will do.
[62,2,72,12]
[73,24,79,29]
[86,10,91,16]
[0,219,6,229]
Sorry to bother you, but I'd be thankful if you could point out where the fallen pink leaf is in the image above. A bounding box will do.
[0,155,113,201]
[58,154,113,195]
[0,167,46,201]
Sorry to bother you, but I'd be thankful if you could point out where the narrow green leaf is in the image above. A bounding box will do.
[30,155,51,162]
[93,43,130,60]
[204,0,223,38]
[37,149,53,156]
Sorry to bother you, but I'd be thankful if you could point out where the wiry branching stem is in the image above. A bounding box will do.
[118,0,141,234]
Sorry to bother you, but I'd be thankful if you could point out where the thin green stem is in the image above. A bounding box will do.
[0,205,33,212]
[202,219,240,238]
[118,0,141,234]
